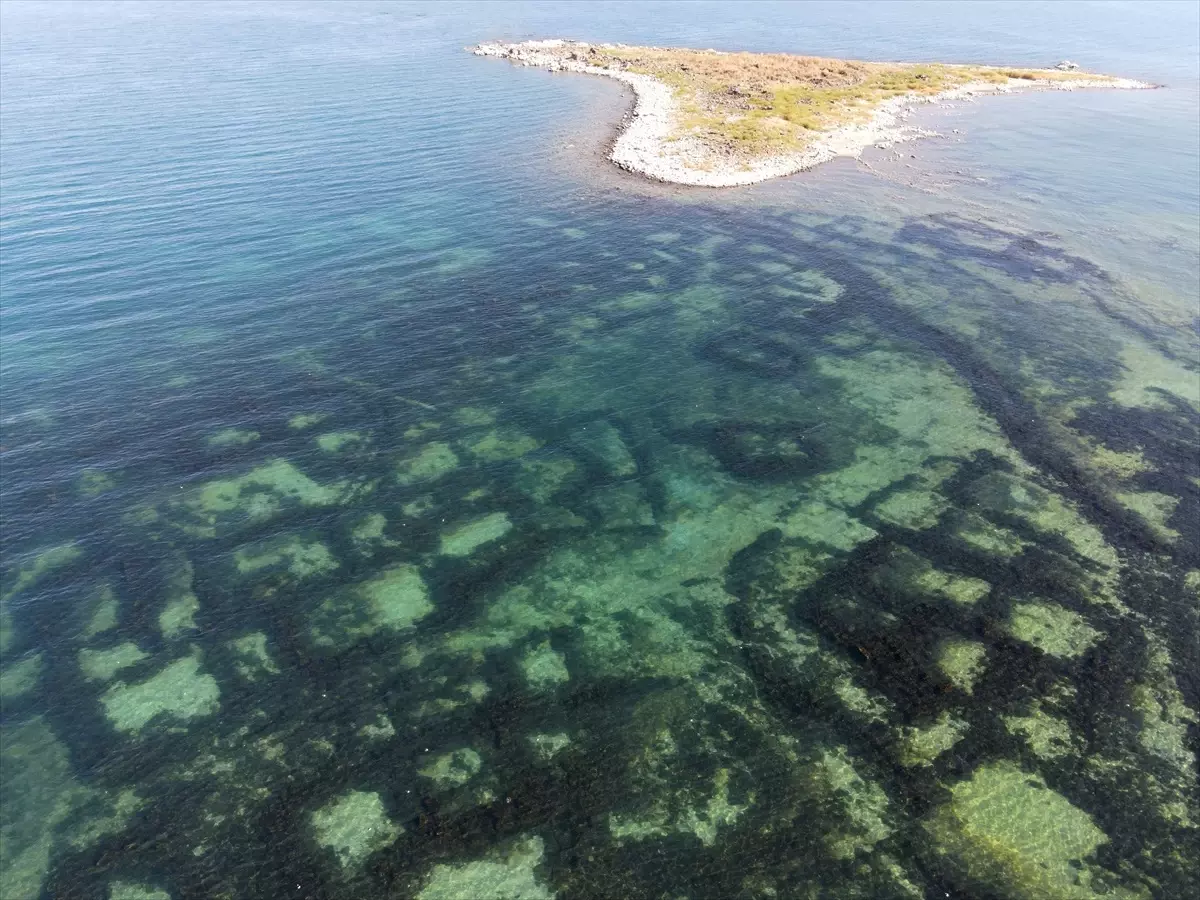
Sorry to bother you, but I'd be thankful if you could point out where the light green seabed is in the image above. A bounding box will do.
[316,430,366,453]
[419,748,484,789]
[2,542,82,603]
[206,428,260,449]
[312,790,402,870]
[109,882,172,900]
[519,641,569,691]
[100,651,220,734]
[440,512,513,557]
[1007,600,1101,658]
[927,761,1145,900]
[397,442,459,484]
[235,535,339,578]
[416,835,554,900]
[309,563,433,648]
[0,652,43,699]
[79,643,149,682]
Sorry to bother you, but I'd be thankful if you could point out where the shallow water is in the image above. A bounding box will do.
[1,2,1198,899]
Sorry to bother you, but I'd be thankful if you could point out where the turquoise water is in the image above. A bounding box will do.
[1,2,1198,898]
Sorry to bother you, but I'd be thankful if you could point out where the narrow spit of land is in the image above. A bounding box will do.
[473,40,1153,187]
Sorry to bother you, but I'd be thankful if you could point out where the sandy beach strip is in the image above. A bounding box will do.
[473,40,1154,188]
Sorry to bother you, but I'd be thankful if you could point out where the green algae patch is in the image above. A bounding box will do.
[350,512,398,552]
[419,748,483,789]
[516,455,578,504]
[79,643,148,682]
[1108,344,1200,411]
[180,459,347,537]
[159,594,199,639]
[806,745,893,860]
[316,430,366,453]
[2,542,83,603]
[527,732,571,762]
[0,652,43,700]
[970,472,1119,575]
[288,412,328,430]
[877,547,990,606]
[234,535,339,578]
[83,583,120,638]
[228,632,280,680]
[206,427,260,449]
[360,565,433,630]
[77,468,118,497]
[100,651,220,734]
[416,835,554,900]
[0,717,88,900]
[519,641,569,691]
[898,712,969,767]
[464,427,542,462]
[453,406,497,427]
[1004,705,1076,760]
[951,511,1028,557]
[935,638,988,694]
[1007,600,1100,658]
[778,501,876,550]
[1116,490,1180,542]
[677,768,752,847]
[159,557,201,640]
[397,441,459,485]
[310,564,433,649]
[873,488,949,530]
[440,512,512,557]
[1091,445,1153,478]
[926,761,1142,899]
[569,421,637,477]
[311,790,401,871]
[1131,642,1198,779]
[109,882,171,900]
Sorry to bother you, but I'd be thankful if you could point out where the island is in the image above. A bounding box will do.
[473,40,1153,187]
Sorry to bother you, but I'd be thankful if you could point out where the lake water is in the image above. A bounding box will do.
[1,2,1197,898]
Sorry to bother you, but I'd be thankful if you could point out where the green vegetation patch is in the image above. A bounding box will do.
[935,638,988,694]
[228,632,280,680]
[316,430,366,453]
[100,651,220,734]
[898,712,969,767]
[1006,600,1100,658]
[0,652,43,700]
[416,835,554,900]
[181,459,346,536]
[206,428,260,449]
[440,512,513,557]
[876,547,991,606]
[311,790,401,871]
[309,564,433,649]
[418,748,483,789]
[464,427,542,462]
[79,643,148,682]
[519,641,570,690]
[109,882,171,900]
[2,542,83,603]
[397,442,460,485]
[234,535,339,578]
[926,761,1142,899]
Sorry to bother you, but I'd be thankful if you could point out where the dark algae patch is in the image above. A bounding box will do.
[2,200,1197,900]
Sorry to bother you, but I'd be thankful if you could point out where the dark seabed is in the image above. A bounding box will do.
[1,2,1198,899]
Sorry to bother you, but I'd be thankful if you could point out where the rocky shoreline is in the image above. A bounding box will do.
[473,40,1154,188]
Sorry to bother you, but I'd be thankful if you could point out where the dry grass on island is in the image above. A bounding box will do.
[588,46,1096,154]
[474,40,1152,187]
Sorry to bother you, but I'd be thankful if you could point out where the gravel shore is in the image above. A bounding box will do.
[473,40,1154,188]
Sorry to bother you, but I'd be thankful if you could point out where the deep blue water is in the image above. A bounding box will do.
[1,3,1198,899]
